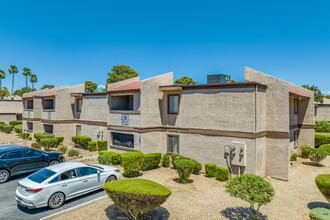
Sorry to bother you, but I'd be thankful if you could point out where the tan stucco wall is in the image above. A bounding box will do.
[316,106,330,121]
[79,124,108,142]
[0,100,22,124]
[80,95,108,122]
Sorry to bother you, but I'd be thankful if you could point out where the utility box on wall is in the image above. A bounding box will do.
[230,142,246,167]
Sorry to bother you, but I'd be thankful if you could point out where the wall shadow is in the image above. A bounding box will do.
[307,202,330,210]
[220,207,268,220]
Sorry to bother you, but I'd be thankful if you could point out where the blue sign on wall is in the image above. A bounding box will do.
[121,114,129,125]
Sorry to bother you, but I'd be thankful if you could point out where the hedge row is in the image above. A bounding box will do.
[72,136,92,149]
[205,163,229,181]
[0,124,13,133]
[9,120,22,126]
[315,133,330,147]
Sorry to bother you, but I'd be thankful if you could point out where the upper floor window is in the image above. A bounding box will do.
[43,98,54,110]
[25,99,33,110]
[76,99,82,112]
[168,95,179,114]
[294,98,298,115]
[111,95,134,111]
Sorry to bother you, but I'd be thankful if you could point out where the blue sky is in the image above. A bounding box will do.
[0,0,329,93]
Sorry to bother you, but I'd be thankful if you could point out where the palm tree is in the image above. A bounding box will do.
[30,74,37,90]
[22,67,31,92]
[8,65,18,96]
[0,69,6,99]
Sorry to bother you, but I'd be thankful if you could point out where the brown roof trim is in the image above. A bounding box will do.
[316,104,330,107]
[22,117,41,121]
[160,82,267,91]
[71,92,107,97]
[34,95,56,98]
[107,89,140,94]
[0,99,22,102]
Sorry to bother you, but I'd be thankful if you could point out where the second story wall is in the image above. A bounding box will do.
[79,94,108,122]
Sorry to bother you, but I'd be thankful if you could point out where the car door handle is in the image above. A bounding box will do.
[82,179,88,183]
[61,183,67,187]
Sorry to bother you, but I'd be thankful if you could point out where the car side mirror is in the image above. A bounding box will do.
[97,170,101,174]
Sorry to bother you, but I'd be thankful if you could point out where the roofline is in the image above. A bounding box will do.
[160,82,267,91]
[107,88,140,94]
[71,92,107,97]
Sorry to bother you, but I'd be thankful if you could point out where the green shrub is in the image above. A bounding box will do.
[161,154,171,168]
[315,120,330,133]
[14,124,22,134]
[55,136,64,146]
[215,166,229,181]
[140,153,161,171]
[226,174,275,214]
[290,152,297,161]
[0,122,4,124]
[57,145,68,154]
[104,179,171,219]
[21,132,30,140]
[168,153,180,168]
[31,142,42,149]
[315,133,330,147]
[301,146,313,158]
[71,136,92,149]
[310,208,330,220]
[34,133,55,142]
[308,148,328,165]
[98,150,107,156]
[319,144,330,155]
[72,136,79,145]
[9,120,22,126]
[192,159,202,175]
[88,141,97,151]
[98,151,121,165]
[174,159,195,184]
[121,152,144,177]
[205,163,217,177]
[0,123,6,131]
[97,140,108,151]
[68,148,81,157]
[2,125,13,133]
[40,137,58,149]
[315,174,330,202]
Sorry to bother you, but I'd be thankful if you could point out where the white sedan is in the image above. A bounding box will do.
[15,161,121,209]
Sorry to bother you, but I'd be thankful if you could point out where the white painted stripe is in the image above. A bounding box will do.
[39,195,108,220]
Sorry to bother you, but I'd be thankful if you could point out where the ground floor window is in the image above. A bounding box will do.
[16,114,22,120]
[294,130,298,147]
[112,132,134,148]
[44,124,53,134]
[76,125,82,136]
[168,135,179,154]
[27,122,33,132]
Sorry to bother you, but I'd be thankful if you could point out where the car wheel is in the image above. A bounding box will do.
[49,160,60,166]
[106,175,117,182]
[48,192,65,209]
[0,170,10,183]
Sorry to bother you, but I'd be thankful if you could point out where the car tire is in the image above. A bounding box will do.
[106,175,117,182]
[48,192,65,209]
[0,170,10,183]
[48,160,60,166]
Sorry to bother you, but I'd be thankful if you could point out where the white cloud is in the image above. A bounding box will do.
[97,84,106,89]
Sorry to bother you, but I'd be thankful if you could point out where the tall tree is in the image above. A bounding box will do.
[22,67,32,92]
[0,69,5,99]
[40,84,55,90]
[302,84,324,103]
[8,65,18,96]
[175,76,197,85]
[85,81,98,93]
[107,65,138,84]
[13,87,35,97]
[30,74,38,90]
[0,87,10,97]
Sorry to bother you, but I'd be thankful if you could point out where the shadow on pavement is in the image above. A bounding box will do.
[220,207,268,220]
[105,204,170,220]
[307,202,330,210]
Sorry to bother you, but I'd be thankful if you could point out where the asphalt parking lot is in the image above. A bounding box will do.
[0,174,106,220]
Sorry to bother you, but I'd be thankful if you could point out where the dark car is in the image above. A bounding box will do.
[0,145,65,183]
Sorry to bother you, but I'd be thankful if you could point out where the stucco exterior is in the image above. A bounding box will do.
[0,98,23,124]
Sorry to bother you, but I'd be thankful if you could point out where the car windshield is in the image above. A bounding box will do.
[88,164,104,170]
[28,168,56,183]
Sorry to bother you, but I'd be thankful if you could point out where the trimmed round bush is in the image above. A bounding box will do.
[40,137,58,149]
[319,144,330,155]
[215,166,229,181]
[57,145,68,154]
[205,163,217,177]
[97,140,108,151]
[88,141,97,151]
[2,125,13,133]
[226,174,275,213]
[21,132,30,140]
[104,179,171,219]
[79,136,92,149]
[315,120,330,133]
[308,148,328,165]
[140,153,162,171]
[290,152,298,161]
[301,146,313,158]
[120,152,144,177]
[192,159,202,175]
[34,133,54,142]
[161,154,171,168]
[56,136,64,146]
[315,133,330,147]
[310,208,330,220]
[315,174,330,202]
[98,151,121,165]
[68,148,80,157]
[174,158,195,184]
[9,120,22,126]
[14,124,22,134]
[72,136,79,145]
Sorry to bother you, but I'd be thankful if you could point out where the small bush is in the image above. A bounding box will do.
[121,152,144,177]
[40,137,58,149]
[301,146,313,158]
[308,148,328,165]
[57,145,68,154]
[0,122,4,124]
[71,136,92,149]
[226,174,275,214]
[168,153,180,168]
[55,136,64,146]
[88,141,97,151]
[97,140,108,151]
[140,153,162,171]
[31,142,42,149]
[174,159,195,184]
[21,132,30,140]
[290,152,297,161]
[98,151,121,165]
[310,208,330,220]
[319,144,330,155]
[34,133,54,142]
[315,133,330,147]
[68,148,80,157]
[2,125,13,133]
[9,120,22,126]
[72,136,79,145]
[315,120,330,133]
[0,123,6,131]
[14,124,22,134]
[215,166,229,181]
[192,159,202,175]
[161,154,171,168]
[205,163,217,177]
[103,179,171,219]
[315,174,330,202]
[99,150,107,156]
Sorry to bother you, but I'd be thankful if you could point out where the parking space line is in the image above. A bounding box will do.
[39,195,108,220]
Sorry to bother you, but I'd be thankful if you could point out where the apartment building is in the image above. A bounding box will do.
[315,98,330,122]
[22,67,314,180]
[0,98,23,124]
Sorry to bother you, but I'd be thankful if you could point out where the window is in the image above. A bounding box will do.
[27,122,33,131]
[25,99,33,110]
[168,135,179,153]
[168,95,179,114]
[294,130,298,147]
[112,132,134,148]
[28,168,56,183]
[16,114,22,120]
[6,151,23,159]
[44,124,54,134]
[76,125,82,136]
[111,95,134,111]
[24,149,42,157]
[60,169,77,180]
[76,99,82,112]
[43,98,55,110]
[294,98,298,115]
[77,167,98,177]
